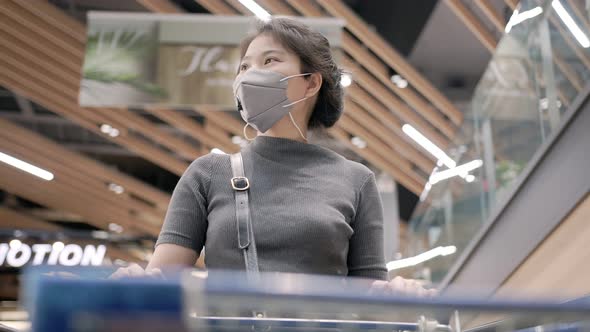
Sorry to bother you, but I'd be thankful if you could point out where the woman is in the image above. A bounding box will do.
[113,18,434,297]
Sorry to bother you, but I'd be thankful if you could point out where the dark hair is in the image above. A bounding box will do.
[239,18,344,129]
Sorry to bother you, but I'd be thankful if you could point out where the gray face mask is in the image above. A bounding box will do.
[233,68,311,134]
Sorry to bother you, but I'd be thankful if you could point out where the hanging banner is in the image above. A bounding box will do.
[79,12,344,109]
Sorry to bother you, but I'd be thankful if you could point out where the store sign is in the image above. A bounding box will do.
[0,243,106,268]
[79,12,343,109]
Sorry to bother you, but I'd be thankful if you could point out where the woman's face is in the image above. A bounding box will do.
[238,33,310,103]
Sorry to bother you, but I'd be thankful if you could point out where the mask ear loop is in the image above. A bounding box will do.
[279,72,312,82]
[244,116,307,143]
[288,112,308,143]
[280,73,313,143]
[243,123,256,141]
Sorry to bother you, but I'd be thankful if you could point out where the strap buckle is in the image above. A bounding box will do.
[231,176,250,191]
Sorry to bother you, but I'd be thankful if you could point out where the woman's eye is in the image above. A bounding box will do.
[264,58,277,65]
[239,64,249,71]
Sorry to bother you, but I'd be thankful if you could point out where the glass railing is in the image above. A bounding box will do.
[405,0,590,283]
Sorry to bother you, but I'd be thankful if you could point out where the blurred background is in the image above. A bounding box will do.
[0,0,589,330]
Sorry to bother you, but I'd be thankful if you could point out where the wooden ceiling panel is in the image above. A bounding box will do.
[0,164,159,236]
[474,0,506,32]
[0,207,63,232]
[445,0,497,52]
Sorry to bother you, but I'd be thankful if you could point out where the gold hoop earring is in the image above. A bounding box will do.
[243,123,255,141]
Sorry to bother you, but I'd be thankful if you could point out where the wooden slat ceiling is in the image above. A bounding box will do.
[0,206,62,232]
[446,0,498,52]
[0,0,470,240]
[0,117,165,236]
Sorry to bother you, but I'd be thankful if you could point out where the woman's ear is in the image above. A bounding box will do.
[305,73,323,98]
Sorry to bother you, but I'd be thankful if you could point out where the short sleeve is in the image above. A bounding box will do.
[347,173,388,280]
[155,156,212,253]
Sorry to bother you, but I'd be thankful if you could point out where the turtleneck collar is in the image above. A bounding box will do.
[244,135,338,163]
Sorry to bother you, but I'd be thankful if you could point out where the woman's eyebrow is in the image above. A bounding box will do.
[262,49,286,56]
[242,49,286,61]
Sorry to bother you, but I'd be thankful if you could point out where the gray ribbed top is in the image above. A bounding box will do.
[156,135,387,280]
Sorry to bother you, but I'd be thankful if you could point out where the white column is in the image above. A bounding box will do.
[376,172,399,263]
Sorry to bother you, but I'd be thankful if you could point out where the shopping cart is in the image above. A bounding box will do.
[22,267,590,332]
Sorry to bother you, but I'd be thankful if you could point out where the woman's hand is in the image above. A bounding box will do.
[108,263,165,280]
[107,244,198,280]
[370,276,437,298]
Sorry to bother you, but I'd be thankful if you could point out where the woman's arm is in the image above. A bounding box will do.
[146,243,199,270]
[347,173,388,280]
[111,156,214,279]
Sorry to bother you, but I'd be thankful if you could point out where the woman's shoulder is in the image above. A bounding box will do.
[344,159,375,179]
[183,152,229,178]
[327,153,375,186]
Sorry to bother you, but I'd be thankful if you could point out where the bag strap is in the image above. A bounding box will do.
[230,152,259,274]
